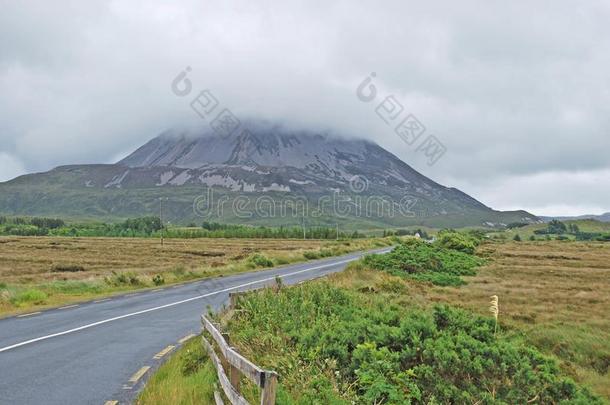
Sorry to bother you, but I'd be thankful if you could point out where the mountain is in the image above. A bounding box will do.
[0,121,538,229]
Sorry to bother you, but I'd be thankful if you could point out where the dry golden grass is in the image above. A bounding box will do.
[0,236,326,284]
[0,236,386,316]
[332,241,610,399]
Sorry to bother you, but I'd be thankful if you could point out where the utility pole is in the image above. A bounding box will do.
[159,197,166,246]
[302,214,306,240]
[336,223,339,241]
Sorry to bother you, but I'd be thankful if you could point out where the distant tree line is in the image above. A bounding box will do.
[531,219,609,241]
[382,228,430,239]
[168,222,364,239]
[0,216,162,237]
[0,216,66,236]
[0,216,368,239]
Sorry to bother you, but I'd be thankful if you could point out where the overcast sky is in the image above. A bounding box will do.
[1,0,609,216]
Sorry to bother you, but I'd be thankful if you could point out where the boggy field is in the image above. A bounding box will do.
[0,236,387,315]
[0,236,326,283]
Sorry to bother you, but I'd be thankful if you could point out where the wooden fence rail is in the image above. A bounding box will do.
[201,314,278,405]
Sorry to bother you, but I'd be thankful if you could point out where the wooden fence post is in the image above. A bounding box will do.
[221,332,241,391]
[202,314,278,405]
[260,371,278,405]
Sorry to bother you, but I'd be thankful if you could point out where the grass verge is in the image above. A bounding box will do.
[136,337,217,404]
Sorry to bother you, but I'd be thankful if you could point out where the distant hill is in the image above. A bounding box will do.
[0,121,538,229]
[488,218,610,241]
[539,213,610,223]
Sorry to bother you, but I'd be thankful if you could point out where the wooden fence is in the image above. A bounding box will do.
[201,313,278,405]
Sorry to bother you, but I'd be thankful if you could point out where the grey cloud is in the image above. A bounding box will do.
[0,0,608,216]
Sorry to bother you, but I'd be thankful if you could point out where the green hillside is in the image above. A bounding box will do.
[0,181,537,230]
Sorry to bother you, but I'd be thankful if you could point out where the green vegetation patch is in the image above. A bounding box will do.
[363,237,484,286]
[225,283,601,404]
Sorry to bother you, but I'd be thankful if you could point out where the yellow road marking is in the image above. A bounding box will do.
[104,401,118,405]
[128,366,150,384]
[17,312,41,318]
[59,304,79,310]
[153,345,175,360]
[94,298,111,303]
[178,334,196,344]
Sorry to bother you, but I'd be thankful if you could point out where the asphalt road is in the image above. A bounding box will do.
[0,247,392,405]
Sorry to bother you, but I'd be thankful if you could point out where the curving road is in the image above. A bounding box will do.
[0,247,391,405]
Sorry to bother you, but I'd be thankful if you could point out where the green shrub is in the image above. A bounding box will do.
[434,230,480,254]
[229,284,601,404]
[152,274,165,286]
[248,253,273,268]
[363,239,484,286]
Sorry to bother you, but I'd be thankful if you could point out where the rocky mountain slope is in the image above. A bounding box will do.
[0,122,538,229]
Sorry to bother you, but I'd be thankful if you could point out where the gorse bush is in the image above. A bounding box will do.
[434,230,481,254]
[363,239,484,286]
[152,274,165,286]
[229,283,601,404]
[248,253,274,268]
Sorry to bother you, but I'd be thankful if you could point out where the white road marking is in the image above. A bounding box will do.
[94,298,111,303]
[16,312,41,318]
[178,333,196,344]
[58,304,79,310]
[153,345,175,359]
[0,250,390,354]
[128,366,150,383]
